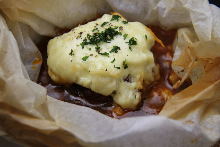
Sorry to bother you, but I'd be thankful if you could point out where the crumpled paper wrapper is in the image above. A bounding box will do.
[0,0,220,146]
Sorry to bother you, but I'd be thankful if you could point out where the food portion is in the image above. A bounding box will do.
[38,13,189,118]
[47,13,158,109]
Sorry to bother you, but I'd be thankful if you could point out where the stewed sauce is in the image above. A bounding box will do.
[37,25,191,118]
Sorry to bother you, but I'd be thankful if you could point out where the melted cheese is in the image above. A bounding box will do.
[47,14,157,109]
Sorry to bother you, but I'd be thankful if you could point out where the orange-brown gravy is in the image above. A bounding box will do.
[37,26,191,118]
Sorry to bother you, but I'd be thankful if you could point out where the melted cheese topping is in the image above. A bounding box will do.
[47,14,157,109]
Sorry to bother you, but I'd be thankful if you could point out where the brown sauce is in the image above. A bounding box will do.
[37,25,191,118]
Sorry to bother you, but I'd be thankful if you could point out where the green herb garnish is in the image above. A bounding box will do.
[80,41,86,49]
[127,37,137,46]
[123,34,128,40]
[119,26,123,31]
[101,22,108,27]
[111,58,115,63]
[111,15,121,21]
[122,21,128,24]
[114,65,120,69]
[95,46,101,52]
[80,27,121,50]
[99,52,109,57]
[127,37,137,50]
[69,49,74,56]
[82,56,89,61]
[92,27,99,32]
[145,35,148,40]
[122,60,128,69]
[110,46,120,53]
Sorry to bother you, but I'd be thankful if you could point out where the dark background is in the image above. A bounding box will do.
[209,0,220,7]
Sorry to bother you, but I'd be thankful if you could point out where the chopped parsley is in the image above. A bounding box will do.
[80,27,121,50]
[92,27,99,32]
[145,35,148,40]
[119,26,123,31]
[111,58,115,63]
[114,65,120,69]
[101,22,108,27]
[69,49,74,56]
[99,52,109,57]
[127,37,137,50]
[128,37,137,46]
[111,15,121,21]
[110,46,120,53]
[122,21,128,24]
[80,42,86,49]
[82,56,89,61]
[113,26,119,29]
[123,34,128,40]
[122,60,128,69]
[95,46,101,52]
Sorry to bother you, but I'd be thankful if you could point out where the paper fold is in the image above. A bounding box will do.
[0,0,219,146]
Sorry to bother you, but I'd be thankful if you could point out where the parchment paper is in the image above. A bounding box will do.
[0,0,219,146]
